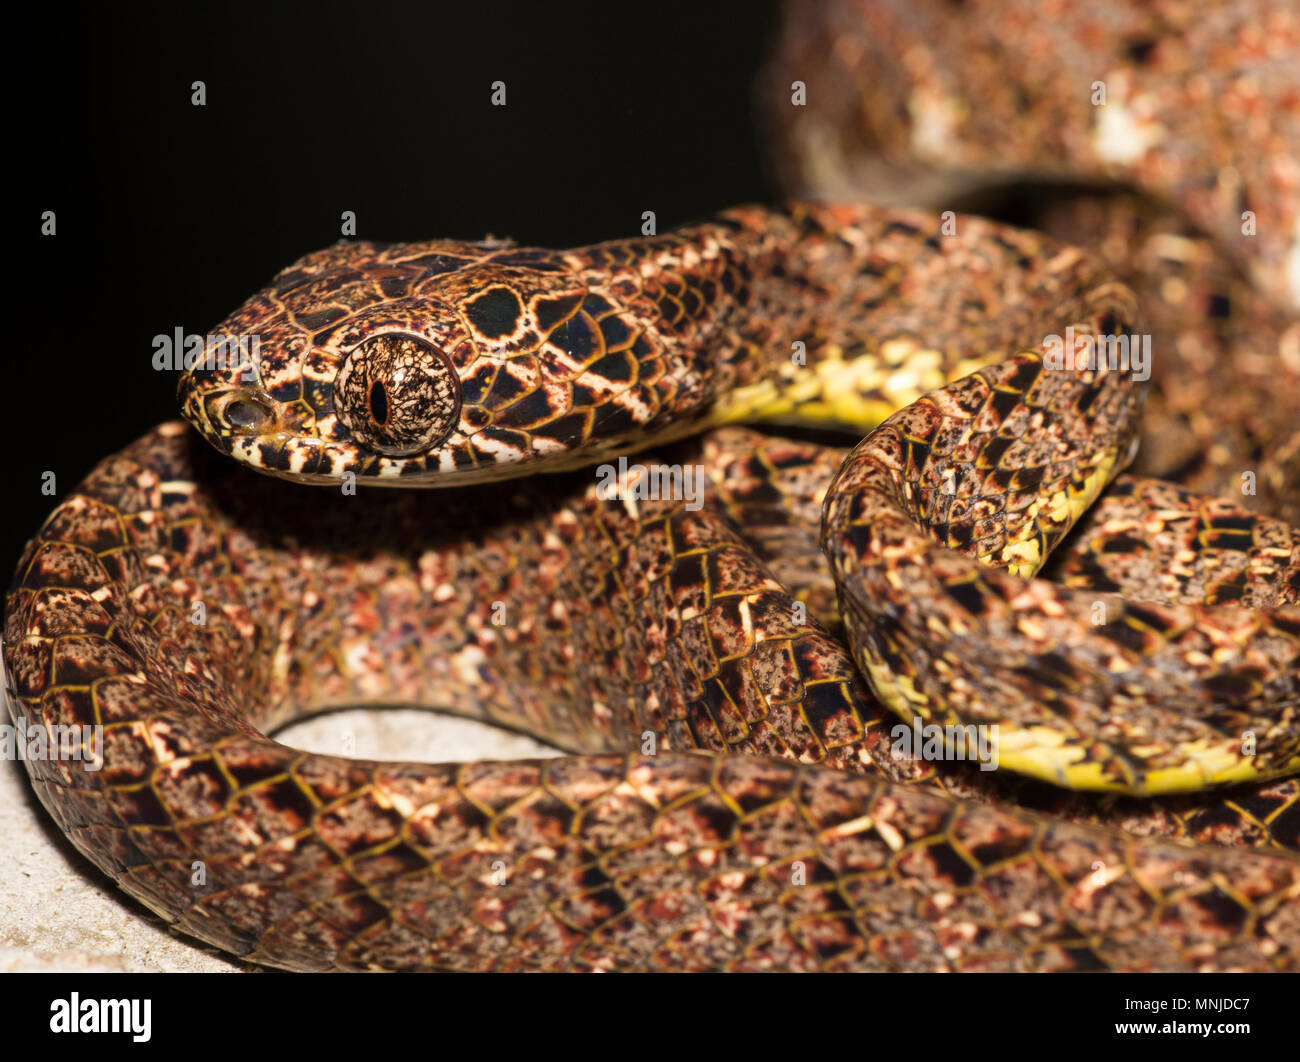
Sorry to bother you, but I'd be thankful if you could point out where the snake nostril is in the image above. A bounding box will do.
[222,395,275,433]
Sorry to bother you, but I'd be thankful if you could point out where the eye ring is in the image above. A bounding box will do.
[334,334,460,456]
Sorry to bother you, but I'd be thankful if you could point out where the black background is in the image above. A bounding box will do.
[11,0,777,571]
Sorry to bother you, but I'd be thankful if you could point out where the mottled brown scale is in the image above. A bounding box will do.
[6,361,1300,968]
[763,0,1300,518]
[764,0,1300,312]
[178,202,1136,487]
[7,1,1300,965]
[825,349,1300,790]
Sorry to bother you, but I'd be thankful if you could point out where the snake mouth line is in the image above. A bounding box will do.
[178,373,384,479]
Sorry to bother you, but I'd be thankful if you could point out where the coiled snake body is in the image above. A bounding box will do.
[5,2,1300,971]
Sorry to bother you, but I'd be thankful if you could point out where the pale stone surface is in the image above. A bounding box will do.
[0,710,556,972]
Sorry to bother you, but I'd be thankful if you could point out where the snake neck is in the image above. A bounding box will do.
[179,203,1133,487]
[557,203,1138,451]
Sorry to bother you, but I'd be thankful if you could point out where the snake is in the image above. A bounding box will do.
[4,0,1300,972]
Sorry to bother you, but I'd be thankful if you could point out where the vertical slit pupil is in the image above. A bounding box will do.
[369,380,389,424]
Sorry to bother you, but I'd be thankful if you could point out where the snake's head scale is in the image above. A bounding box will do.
[179,240,654,487]
[179,313,467,484]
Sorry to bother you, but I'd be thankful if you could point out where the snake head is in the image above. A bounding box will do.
[179,237,676,486]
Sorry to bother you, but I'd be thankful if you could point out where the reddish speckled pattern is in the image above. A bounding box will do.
[4,345,1299,969]
[763,0,1300,517]
[5,0,1300,964]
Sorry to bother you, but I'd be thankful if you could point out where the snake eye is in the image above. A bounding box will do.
[334,334,460,456]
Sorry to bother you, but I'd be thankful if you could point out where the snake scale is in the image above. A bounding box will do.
[5,0,1300,971]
